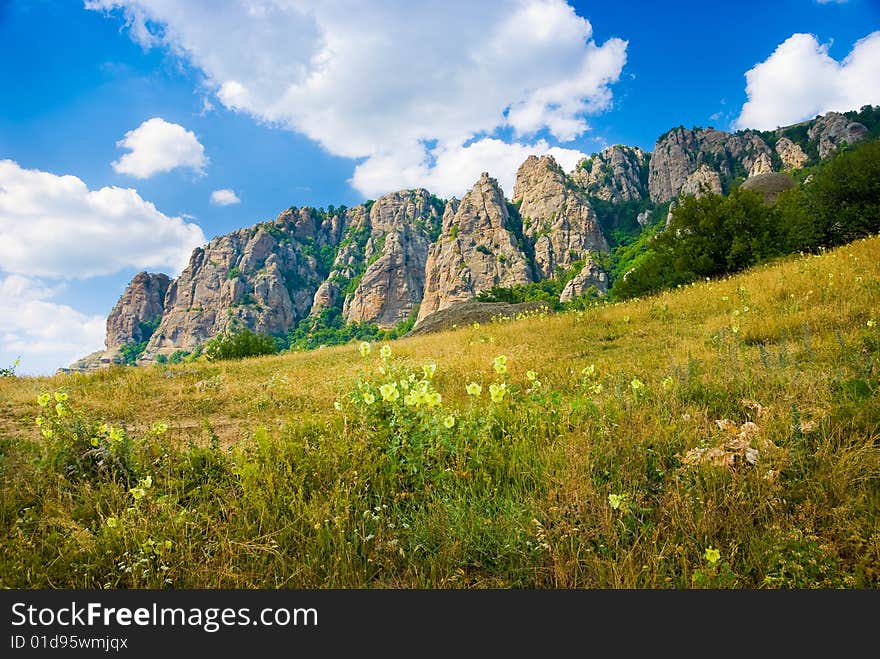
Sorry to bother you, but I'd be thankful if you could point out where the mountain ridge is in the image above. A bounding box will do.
[67,107,876,371]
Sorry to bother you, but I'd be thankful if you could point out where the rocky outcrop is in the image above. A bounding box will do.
[105,272,170,350]
[559,256,608,302]
[513,155,608,279]
[807,112,868,159]
[648,127,771,203]
[342,190,440,327]
[775,137,809,170]
[748,152,773,178]
[571,145,649,203]
[65,272,170,372]
[417,173,532,324]
[141,210,338,361]
[680,164,723,198]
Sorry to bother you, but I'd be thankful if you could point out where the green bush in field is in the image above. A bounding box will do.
[204,329,279,361]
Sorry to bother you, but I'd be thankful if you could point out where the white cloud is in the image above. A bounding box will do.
[734,31,880,130]
[815,1,849,5]
[352,137,587,199]
[87,0,627,197]
[210,188,241,205]
[0,159,205,278]
[0,275,105,376]
[112,117,208,178]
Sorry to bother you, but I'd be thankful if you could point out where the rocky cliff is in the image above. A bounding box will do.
[648,127,771,203]
[571,145,649,203]
[417,173,534,324]
[513,155,608,279]
[66,272,170,371]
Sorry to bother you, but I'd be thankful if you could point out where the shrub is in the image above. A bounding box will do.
[205,329,278,362]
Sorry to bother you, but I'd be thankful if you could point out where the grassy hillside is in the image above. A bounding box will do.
[1,237,879,588]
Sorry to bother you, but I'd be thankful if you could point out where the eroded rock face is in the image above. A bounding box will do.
[417,173,532,324]
[748,152,773,178]
[571,145,649,203]
[559,256,608,303]
[680,164,723,198]
[807,112,868,159]
[141,210,339,362]
[648,127,771,203]
[775,137,809,170]
[105,272,170,350]
[343,190,440,327]
[513,155,608,279]
[66,272,170,372]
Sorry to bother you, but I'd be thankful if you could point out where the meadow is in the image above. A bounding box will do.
[1,237,878,588]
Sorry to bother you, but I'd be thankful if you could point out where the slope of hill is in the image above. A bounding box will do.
[2,237,878,588]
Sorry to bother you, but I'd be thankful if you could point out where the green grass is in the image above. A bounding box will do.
[1,237,879,588]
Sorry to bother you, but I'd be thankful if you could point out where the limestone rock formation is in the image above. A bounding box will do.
[342,189,440,327]
[571,145,649,203]
[648,127,771,203]
[141,210,337,362]
[680,164,723,198]
[65,272,170,372]
[748,152,773,178]
[513,155,608,279]
[559,257,608,303]
[417,173,532,325]
[775,137,809,170]
[807,112,868,159]
[105,272,170,351]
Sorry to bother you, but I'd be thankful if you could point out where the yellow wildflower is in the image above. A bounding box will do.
[379,382,400,402]
[465,382,482,397]
[493,354,507,375]
[704,547,721,565]
[443,415,455,429]
[526,370,538,381]
[426,391,442,408]
[362,392,375,405]
[54,391,68,403]
[358,341,371,357]
[380,344,392,360]
[422,362,437,379]
[489,382,507,403]
[608,493,628,510]
[37,393,51,407]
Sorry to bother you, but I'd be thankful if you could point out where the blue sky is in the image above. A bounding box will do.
[1,0,878,374]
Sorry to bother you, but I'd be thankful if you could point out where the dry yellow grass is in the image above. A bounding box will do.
[1,236,878,588]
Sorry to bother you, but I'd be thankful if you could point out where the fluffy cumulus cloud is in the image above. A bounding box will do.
[353,138,587,200]
[0,275,105,375]
[735,31,880,130]
[0,159,205,278]
[210,188,241,205]
[86,0,627,197]
[112,117,208,178]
